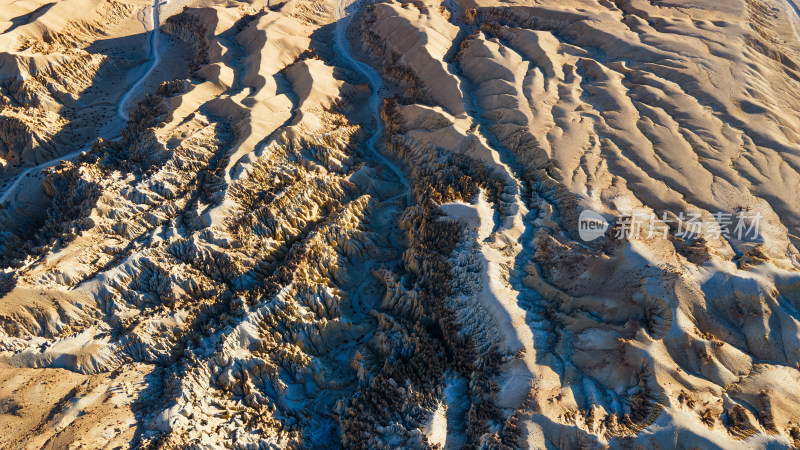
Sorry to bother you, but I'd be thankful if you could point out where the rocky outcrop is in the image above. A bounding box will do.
[163,9,211,77]
[1,0,800,447]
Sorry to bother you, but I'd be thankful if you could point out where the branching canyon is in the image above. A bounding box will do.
[1,0,800,447]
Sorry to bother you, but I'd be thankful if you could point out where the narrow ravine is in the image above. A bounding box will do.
[0,148,85,204]
[117,0,165,121]
[0,0,166,205]
[333,0,412,203]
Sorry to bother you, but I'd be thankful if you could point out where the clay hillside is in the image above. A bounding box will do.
[1,0,800,448]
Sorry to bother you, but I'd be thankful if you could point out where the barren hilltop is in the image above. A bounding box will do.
[1,0,800,447]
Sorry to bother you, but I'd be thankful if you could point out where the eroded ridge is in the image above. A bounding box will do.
[0,0,799,448]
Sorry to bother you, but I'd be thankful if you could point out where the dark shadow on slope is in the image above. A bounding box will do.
[1,2,56,34]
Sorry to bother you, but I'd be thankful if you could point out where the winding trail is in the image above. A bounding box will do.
[117,0,165,121]
[333,0,411,203]
[0,0,165,205]
[0,149,85,204]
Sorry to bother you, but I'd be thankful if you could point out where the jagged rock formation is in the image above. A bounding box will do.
[1,0,800,448]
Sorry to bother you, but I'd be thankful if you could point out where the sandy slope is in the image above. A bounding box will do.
[0,0,800,447]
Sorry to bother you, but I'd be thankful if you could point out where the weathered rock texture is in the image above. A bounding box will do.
[1,0,800,448]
